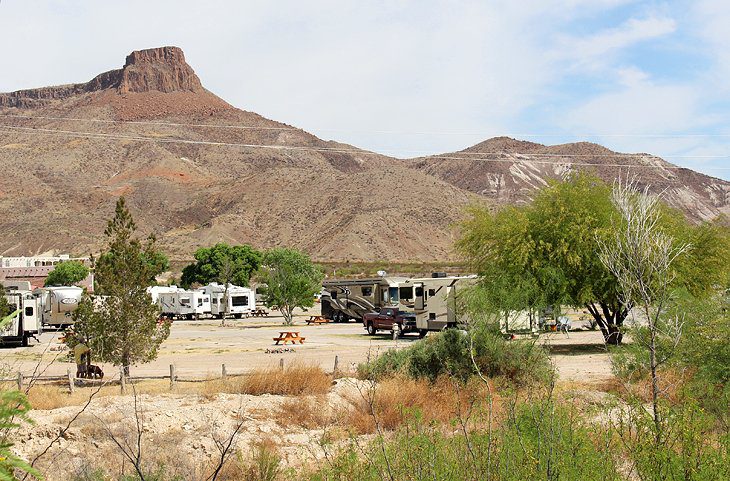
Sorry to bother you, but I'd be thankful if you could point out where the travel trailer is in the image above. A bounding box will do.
[321,276,407,322]
[391,274,477,333]
[1,289,41,346]
[157,287,210,320]
[34,286,84,327]
[202,283,255,319]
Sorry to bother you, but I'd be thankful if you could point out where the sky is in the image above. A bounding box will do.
[1,0,729,180]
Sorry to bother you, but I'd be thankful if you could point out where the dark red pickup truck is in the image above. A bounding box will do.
[362,307,420,337]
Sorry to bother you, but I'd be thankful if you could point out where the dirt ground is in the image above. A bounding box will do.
[1,306,612,383]
[1,305,613,384]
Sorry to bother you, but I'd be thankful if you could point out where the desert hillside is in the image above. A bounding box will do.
[1,46,727,262]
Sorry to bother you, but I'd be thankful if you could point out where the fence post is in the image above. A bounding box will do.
[221,364,227,379]
[16,372,23,391]
[333,355,339,379]
[169,364,176,390]
[120,366,126,394]
[67,368,74,394]
[279,358,284,371]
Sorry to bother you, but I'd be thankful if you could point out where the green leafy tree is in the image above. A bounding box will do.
[0,390,42,480]
[180,243,262,288]
[256,248,323,325]
[69,197,170,375]
[44,261,89,287]
[458,174,727,345]
[0,285,11,319]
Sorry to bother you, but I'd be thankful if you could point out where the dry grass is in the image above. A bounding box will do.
[23,364,332,411]
[275,396,336,429]
[346,376,495,434]
[233,364,332,396]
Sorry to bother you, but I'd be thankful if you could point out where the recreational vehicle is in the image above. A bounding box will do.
[1,289,41,346]
[157,287,211,320]
[321,276,407,322]
[202,283,255,319]
[34,286,83,327]
[393,274,477,332]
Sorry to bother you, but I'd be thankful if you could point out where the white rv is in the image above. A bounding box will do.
[202,283,255,319]
[1,289,42,347]
[394,274,477,332]
[321,277,407,322]
[157,287,210,320]
[34,286,83,327]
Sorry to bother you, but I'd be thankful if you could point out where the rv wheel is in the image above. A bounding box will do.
[418,329,428,339]
[367,322,376,336]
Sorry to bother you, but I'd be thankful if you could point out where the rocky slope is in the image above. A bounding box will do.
[411,137,730,222]
[0,47,727,262]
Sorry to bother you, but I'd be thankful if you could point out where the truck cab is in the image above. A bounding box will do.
[362,307,420,337]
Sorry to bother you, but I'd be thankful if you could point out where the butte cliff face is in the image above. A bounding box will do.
[0,47,727,262]
[0,47,203,108]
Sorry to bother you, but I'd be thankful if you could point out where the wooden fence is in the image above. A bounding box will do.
[0,355,341,394]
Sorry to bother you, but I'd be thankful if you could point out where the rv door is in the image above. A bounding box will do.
[413,282,425,310]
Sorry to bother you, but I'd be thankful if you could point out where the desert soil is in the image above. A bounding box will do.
[2,308,613,479]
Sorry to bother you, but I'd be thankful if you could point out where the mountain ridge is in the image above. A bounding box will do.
[0,46,727,262]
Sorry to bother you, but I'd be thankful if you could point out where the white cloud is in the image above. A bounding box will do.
[555,15,676,71]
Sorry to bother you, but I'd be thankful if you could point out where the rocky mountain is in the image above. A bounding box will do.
[412,137,730,222]
[0,47,728,262]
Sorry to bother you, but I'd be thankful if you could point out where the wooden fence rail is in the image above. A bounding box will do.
[1,356,345,394]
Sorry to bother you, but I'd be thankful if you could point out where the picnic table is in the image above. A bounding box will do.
[273,331,305,345]
[250,308,269,317]
[305,315,330,325]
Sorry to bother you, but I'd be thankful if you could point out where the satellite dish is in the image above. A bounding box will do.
[377,270,387,277]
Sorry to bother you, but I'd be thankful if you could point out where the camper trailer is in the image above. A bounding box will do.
[202,283,255,319]
[389,274,477,333]
[157,287,210,320]
[34,286,83,327]
[1,290,41,347]
[321,276,407,322]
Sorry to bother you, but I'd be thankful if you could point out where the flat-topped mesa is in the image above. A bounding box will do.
[0,46,203,108]
[116,46,203,93]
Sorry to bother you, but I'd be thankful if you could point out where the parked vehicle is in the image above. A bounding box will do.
[202,283,255,319]
[34,286,83,327]
[362,307,420,338]
[1,289,41,346]
[393,274,477,332]
[156,287,210,320]
[321,276,406,322]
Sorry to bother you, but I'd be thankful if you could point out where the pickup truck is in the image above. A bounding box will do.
[362,307,424,338]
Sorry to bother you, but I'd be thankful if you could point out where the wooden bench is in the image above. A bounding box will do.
[273,331,305,345]
[305,315,330,325]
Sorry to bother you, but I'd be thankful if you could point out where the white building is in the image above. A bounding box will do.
[0,255,89,268]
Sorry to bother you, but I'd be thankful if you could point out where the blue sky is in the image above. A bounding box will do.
[1,0,729,180]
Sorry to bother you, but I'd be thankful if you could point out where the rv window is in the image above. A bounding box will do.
[212,298,218,305]
[388,287,399,302]
[25,306,33,316]
[414,286,424,298]
[197,298,204,307]
[232,296,249,307]
[399,286,413,301]
[180,297,191,306]
[361,286,373,297]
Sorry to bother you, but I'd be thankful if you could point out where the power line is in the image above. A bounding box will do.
[1,124,729,170]
[5,113,730,139]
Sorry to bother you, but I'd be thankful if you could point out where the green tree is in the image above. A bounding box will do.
[180,243,262,288]
[44,261,89,287]
[69,197,170,375]
[0,390,42,480]
[256,248,323,325]
[0,285,11,319]
[458,174,727,345]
